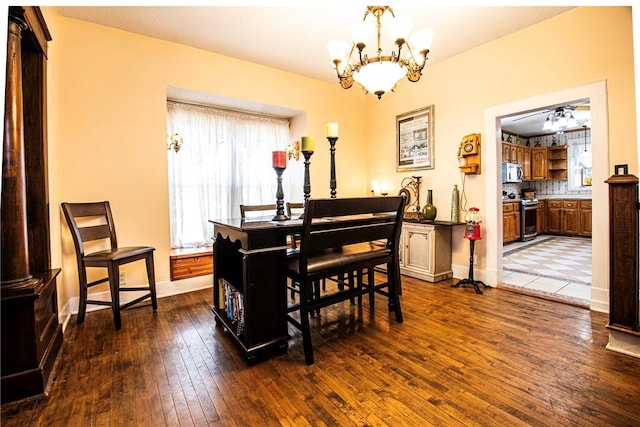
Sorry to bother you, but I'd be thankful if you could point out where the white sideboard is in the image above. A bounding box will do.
[399,221,457,282]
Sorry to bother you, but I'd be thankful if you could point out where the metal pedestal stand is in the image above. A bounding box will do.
[451,239,488,294]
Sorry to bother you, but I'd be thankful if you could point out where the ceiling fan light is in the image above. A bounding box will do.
[567,113,577,127]
[543,117,552,130]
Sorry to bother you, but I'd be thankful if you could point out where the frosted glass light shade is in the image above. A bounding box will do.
[327,40,351,62]
[410,28,435,52]
[354,61,407,97]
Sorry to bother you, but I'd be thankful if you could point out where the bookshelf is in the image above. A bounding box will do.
[211,223,289,363]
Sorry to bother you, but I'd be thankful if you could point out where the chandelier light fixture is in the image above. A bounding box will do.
[542,107,578,132]
[327,6,434,99]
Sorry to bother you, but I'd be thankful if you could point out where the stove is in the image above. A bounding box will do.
[520,198,538,241]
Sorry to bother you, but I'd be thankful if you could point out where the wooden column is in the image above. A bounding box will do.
[605,166,639,332]
[1,12,32,285]
[1,6,63,404]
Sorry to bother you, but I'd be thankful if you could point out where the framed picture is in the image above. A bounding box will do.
[396,105,434,171]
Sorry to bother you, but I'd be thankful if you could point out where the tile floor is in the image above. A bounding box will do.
[501,235,592,306]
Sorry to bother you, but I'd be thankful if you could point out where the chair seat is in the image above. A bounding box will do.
[84,246,155,263]
[287,244,391,276]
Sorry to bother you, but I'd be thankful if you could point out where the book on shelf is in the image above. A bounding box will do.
[222,279,245,336]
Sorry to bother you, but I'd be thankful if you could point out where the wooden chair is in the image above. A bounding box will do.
[286,202,305,248]
[240,203,277,219]
[285,196,406,364]
[61,201,157,330]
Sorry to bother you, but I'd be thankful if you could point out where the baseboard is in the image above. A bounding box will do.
[59,275,213,332]
[606,328,640,359]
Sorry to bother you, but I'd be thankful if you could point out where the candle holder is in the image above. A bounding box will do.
[327,136,338,198]
[272,166,288,221]
[301,150,314,218]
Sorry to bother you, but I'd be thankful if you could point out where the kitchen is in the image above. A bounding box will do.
[499,101,592,306]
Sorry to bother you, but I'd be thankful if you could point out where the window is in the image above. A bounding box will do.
[166,101,294,248]
[566,129,592,191]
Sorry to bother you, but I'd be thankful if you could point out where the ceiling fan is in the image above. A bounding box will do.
[512,103,590,132]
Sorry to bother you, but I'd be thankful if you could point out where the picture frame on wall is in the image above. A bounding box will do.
[396,105,434,172]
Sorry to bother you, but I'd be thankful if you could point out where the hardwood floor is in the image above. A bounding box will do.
[3,276,640,426]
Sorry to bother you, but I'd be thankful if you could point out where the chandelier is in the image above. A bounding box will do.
[326,6,434,99]
[542,107,578,132]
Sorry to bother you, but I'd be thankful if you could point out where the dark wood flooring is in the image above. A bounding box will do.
[3,276,640,426]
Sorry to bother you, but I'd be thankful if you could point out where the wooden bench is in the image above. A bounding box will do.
[170,247,213,281]
[285,196,406,364]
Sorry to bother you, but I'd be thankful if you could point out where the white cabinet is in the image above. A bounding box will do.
[399,222,453,282]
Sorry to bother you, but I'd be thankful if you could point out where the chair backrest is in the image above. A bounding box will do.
[298,196,406,271]
[61,201,118,260]
[240,203,277,219]
[286,202,305,217]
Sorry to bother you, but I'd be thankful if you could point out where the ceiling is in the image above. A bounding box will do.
[58,4,580,133]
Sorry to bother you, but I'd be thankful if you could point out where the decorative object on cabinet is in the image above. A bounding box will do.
[396,105,434,171]
[457,133,481,174]
[326,6,434,99]
[451,185,460,222]
[421,189,437,221]
[400,175,422,218]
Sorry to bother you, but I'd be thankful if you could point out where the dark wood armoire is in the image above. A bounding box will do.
[1,6,63,404]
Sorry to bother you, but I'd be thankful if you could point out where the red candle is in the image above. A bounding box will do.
[272,150,287,168]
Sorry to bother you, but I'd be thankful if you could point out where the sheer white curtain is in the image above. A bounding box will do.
[167,101,292,248]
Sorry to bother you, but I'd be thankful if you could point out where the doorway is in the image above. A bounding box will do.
[483,81,609,312]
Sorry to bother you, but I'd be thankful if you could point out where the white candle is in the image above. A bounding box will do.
[325,122,339,138]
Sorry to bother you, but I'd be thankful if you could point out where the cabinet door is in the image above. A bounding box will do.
[519,147,531,180]
[531,148,548,180]
[562,201,579,235]
[579,200,592,237]
[509,145,518,164]
[405,225,433,273]
[547,202,562,234]
[536,201,547,234]
[502,144,511,162]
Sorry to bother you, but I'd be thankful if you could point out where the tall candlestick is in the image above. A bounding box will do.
[301,136,315,152]
[272,166,288,221]
[302,150,314,215]
[272,150,287,168]
[325,122,339,138]
[327,136,338,198]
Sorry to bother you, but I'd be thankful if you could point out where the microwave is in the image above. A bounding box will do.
[502,162,523,183]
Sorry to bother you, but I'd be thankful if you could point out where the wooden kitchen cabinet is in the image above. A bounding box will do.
[544,199,591,236]
[547,200,562,234]
[562,200,580,234]
[531,147,548,180]
[548,146,568,181]
[536,200,547,234]
[579,200,592,236]
[518,146,531,181]
[399,222,454,282]
[502,202,520,244]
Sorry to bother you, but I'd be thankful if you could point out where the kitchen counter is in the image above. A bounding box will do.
[536,194,592,200]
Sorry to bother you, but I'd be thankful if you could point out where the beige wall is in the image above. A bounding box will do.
[42,6,636,314]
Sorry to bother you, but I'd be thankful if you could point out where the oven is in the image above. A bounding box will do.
[520,199,538,241]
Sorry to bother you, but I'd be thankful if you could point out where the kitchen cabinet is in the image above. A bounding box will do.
[531,147,548,180]
[536,200,547,234]
[548,146,568,181]
[502,202,520,244]
[562,200,580,234]
[518,146,531,181]
[579,200,592,236]
[399,222,454,282]
[544,199,591,236]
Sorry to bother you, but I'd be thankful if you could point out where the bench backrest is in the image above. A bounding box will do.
[298,196,406,270]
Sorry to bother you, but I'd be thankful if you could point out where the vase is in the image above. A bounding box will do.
[450,185,460,222]
[422,189,437,221]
